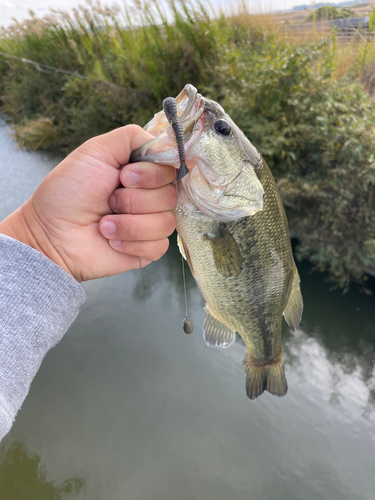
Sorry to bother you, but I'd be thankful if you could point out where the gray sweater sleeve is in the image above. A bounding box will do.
[0,234,86,441]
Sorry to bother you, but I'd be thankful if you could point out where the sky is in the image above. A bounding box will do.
[0,0,346,27]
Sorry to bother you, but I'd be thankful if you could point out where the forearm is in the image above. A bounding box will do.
[0,234,86,441]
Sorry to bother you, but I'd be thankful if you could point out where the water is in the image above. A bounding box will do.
[0,116,374,500]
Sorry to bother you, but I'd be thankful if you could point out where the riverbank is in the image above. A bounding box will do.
[0,1,375,290]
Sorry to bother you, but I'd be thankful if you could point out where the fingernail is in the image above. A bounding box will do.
[109,239,122,249]
[101,220,116,237]
[109,193,118,213]
[123,170,139,187]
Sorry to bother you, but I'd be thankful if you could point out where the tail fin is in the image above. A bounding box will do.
[242,351,288,400]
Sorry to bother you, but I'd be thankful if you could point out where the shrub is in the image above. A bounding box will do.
[1,2,375,289]
[215,37,375,290]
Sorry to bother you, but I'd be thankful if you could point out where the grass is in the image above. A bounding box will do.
[0,0,375,290]
[0,1,236,146]
[13,116,63,150]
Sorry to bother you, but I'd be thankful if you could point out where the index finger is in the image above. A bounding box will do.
[73,124,155,169]
[121,162,176,189]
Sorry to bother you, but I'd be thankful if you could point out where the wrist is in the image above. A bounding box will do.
[0,200,77,281]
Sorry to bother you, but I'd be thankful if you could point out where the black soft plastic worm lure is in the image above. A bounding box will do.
[163,96,194,335]
[162,96,189,183]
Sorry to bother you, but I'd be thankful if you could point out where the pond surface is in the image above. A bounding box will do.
[1,116,375,500]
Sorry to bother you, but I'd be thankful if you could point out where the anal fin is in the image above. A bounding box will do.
[283,266,303,330]
[203,304,235,348]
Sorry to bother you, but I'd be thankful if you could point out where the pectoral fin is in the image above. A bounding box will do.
[177,233,194,278]
[204,225,243,277]
[203,305,235,348]
[177,233,186,260]
[283,266,303,329]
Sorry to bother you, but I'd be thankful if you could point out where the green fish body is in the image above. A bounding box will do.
[131,84,303,399]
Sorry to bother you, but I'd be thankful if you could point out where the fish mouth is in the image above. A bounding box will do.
[144,84,199,137]
[129,84,205,165]
[129,84,264,221]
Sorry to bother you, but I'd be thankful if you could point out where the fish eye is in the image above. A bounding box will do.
[214,119,231,136]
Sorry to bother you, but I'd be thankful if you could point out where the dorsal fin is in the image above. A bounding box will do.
[203,304,235,348]
[283,266,303,329]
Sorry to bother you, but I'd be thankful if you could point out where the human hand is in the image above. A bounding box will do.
[0,125,177,282]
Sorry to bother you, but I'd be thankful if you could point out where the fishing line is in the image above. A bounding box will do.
[0,50,126,91]
[181,253,188,317]
[181,253,193,334]
[162,95,193,334]
[0,50,89,79]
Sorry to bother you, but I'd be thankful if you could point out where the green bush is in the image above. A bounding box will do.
[1,2,375,289]
[215,37,375,290]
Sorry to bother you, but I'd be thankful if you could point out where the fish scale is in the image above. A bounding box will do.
[176,163,291,359]
[130,84,303,400]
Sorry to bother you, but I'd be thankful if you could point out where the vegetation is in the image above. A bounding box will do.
[215,37,375,290]
[306,6,358,22]
[0,1,231,149]
[0,1,375,290]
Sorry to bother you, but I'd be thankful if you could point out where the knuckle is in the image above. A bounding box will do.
[126,217,139,240]
[160,238,170,256]
[122,190,136,214]
[166,185,178,208]
[124,124,138,135]
[151,239,170,261]
[154,166,163,188]
[123,124,143,140]
[164,211,176,235]
[122,241,138,255]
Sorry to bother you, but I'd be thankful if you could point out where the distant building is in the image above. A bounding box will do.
[293,2,367,11]
[331,16,369,29]
[284,16,370,39]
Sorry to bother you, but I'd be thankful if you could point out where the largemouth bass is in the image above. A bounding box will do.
[131,84,303,400]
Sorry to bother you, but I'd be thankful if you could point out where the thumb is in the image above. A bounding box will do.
[69,124,154,170]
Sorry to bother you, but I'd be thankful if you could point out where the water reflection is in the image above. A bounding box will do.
[132,240,375,420]
[1,115,375,499]
[285,329,375,420]
[132,233,197,305]
[0,115,62,219]
[292,262,375,420]
[0,442,84,499]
